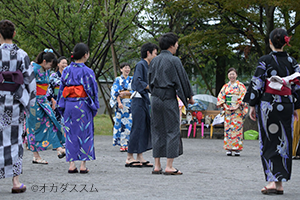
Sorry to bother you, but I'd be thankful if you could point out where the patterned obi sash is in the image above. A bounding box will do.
[120,90,131,99]
[265,79,291,95]
[0,70,24,92]
[63,85,87,98]
[54,86,60,96]
[225,95,238,107]
[36,83,49,95]
[265,72,300,95]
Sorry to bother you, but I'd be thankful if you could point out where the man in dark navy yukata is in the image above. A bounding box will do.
[125,42,159,167]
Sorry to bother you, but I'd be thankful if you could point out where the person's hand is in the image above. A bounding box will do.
[118,103,124,109]
[229,105,240,111]
[223,104,230,111]
[294,110,298,121]
[188,97,195,105]
[119,92,125,98]
[249,106,256,121]
[51,99,56,110]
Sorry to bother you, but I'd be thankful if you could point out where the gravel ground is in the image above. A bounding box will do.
[1,135,300,200]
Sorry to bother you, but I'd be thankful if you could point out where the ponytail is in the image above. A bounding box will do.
[35,49,57,67]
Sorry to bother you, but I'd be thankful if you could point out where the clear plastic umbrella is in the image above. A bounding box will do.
[193,94,219,110]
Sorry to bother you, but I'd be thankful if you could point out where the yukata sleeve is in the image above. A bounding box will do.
[46,73,55,102]
[129,77,134,94]
[291,62,300,110]
[109,77,121,108]
[217,84,227,108]
[83,69,99,117]
[248,57,267,107]
[237,82,247,105]
[237,82,249,116]
[132,63,148,95]
[15,54,36,114]
[173,57,194,108]
[57,70,67,115]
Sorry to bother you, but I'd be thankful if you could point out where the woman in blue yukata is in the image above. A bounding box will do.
[57,43,99,174]
[26,49,66,164]
[110,63,133,152]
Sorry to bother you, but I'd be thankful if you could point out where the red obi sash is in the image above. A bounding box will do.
[265,80,291,95]
[62,85,87,98]
[36,83,48,95]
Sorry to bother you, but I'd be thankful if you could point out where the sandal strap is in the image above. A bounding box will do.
[33,157,48,163]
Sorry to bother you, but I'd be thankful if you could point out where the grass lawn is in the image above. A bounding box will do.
[94,114,113,135]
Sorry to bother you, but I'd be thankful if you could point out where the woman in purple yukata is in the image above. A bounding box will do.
[57,43,99,174]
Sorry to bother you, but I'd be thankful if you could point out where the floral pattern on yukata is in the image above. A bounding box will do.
[110,75,133,147]
[26,62,64,152]
[217,80,248,151]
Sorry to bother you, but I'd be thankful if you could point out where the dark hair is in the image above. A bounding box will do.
[120,62,130,69]
[72,43,89,60]
[140,42,159,59]
[35,51,57,68]
[55,56,67,72]
[159,32,179,50]
[58,56,67,64]
[0,20,15,40]
[227,68,237,74]
[269,28,289,49]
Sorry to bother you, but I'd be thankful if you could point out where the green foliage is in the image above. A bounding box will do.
[137,0,300,95]
[0,0,147,77]
[94,114,113,135]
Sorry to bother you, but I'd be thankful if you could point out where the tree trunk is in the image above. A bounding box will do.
[264,5,275,54]
[215,56,226,96]
[97,79,114,125]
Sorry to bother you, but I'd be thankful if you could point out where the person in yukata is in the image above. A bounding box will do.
[26,49,66,164]
[148,32,194,175]
[247,28,300,195]
[125,42,158,167]
[0,19,36,193]
[57,43,99,174]
[292,107,300,159]
[110,63,133,152]
[217,68,248,156]
[46,56,68,147]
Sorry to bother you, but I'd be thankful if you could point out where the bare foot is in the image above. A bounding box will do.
[261,182,276,193]
[165,167,181,173]
[125,158,142,166]
[275,182,283,192]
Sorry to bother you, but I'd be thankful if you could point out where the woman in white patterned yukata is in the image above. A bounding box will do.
[0,20,36,193]
[247,28,300,195]
[47,56,68,145]
[110,63,133,152]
